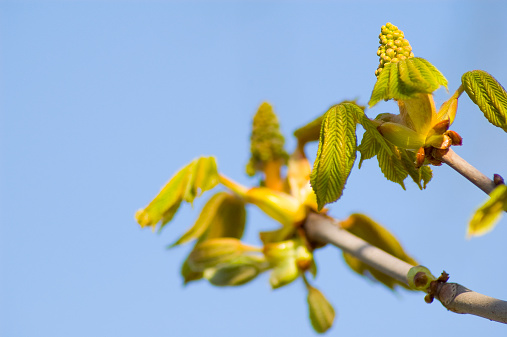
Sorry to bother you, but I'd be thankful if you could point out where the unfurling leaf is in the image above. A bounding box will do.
[310,103,361,210]
[203,255,268,287]
[468,184,507,238]
[264,240,300,289]
[246,187,306,228]
[340,213,417,289]
[187,238,259,272]
[135,156,219,231]
[170,192,246,247]
[307,285,335,333]
[462,70,507,132]
[369,58,447,108]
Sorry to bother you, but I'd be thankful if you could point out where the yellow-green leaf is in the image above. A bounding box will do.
[399,149,432,190]
[307,285,335,333]
[341,213,417,289]
[170,192,246,247]
[187,238,259,272]
[264,240,300,289]
[436,85,464,125]
[135,156,219,231]
[369,57,447,108]
[181,257,203,285]
[310,103,360,210]
[246,187,306,227]
[468,184,507,238]
[377,122,425,150]
[462,70,507,132]
[203,255,267,287]
[376,146,408,190]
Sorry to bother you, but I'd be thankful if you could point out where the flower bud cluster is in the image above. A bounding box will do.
[375,22,414,77]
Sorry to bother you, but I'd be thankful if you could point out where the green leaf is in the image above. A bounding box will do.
[183,156,220,204]
[187,238,259,272]
[399,149,432,190]
[341,213,418,290]
[293,100,366,148]
[307,285,335,333]
[135,156,219,231]
[310,103,360,210]
[377,146,407,189]
[377,122,425,150]
[181,257,203,285]
[170,192,246,248]
[357,128,380,168]
[203,255,267,287]
[468,184,507,238]
[462,70,507,132]
[369,58,447,108]
[264,240,300,289]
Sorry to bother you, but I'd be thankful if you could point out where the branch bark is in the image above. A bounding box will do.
[439,148,499,195]
[304,212,507,324]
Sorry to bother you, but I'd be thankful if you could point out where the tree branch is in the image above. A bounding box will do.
[304,212,507,324]
[439,148,499,195]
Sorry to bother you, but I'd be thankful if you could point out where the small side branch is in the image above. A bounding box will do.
[439,148,498,195]
[304,212,507,324]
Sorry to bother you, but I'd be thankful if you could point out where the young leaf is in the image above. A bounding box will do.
[369,57,447,108]
[357,129,380,168]
[462,70,507,132]
[181,257,203,285]
[399,149,432,190]
[135,156,219,231]
[340,213,418,289]
[170,192,246,248]
[187,238,259,272]
[376,146,407,189]
[203,255,267,287]
[307,285,335,333]
[377,121,426,150]
[468,184,507,238]
[310,104,359,210]
[264,240,300,289]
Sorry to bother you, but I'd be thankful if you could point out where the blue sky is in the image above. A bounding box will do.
[2,1,507,336]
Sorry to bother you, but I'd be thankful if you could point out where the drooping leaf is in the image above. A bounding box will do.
[307,285,335,333]
[246,187,306,228]
[340,213,418,289]
[369,58,447,108]
[399,149,432,190]
[203,255,268,287]
[181,257,203,285]
[357,129,380,168]
[310,103,360,210]
[264,240,300,289]
[468,184,507,238]
[135,157,219,231]
[170,192,246,247]
[183,156,220,203]
[376,146,407,189]
[462,70,507,132]
[187,238,259,272]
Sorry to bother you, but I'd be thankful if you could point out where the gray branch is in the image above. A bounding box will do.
[439,148,499,195]
[304,212,507,324]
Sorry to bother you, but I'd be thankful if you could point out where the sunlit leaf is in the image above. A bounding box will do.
[462,70,507,132]
[369,58,447,108]
[310,103,360,210]
[436,86,464,125]
[203,255,268,287]
[377,122,425,150]
[187,238,259,272]
[468,184,507,238]
[170,192,246,247]
[399,149,432,190]
[246,187,306,227]
[264,240,300,289]
[135,157,219,231]
[307,285,335,333]
[340,213,417,289]
[377,146,407,189]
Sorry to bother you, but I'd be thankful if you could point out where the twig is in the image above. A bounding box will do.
[304,212,507,324]
[439,148,498,195]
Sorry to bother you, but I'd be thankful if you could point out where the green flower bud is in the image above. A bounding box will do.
[375,22,414,77]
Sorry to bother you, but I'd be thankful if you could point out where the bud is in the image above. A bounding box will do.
[376,22,414,77]
[407,265,436,291]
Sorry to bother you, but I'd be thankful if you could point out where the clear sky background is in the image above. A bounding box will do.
[2,1,507,336]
